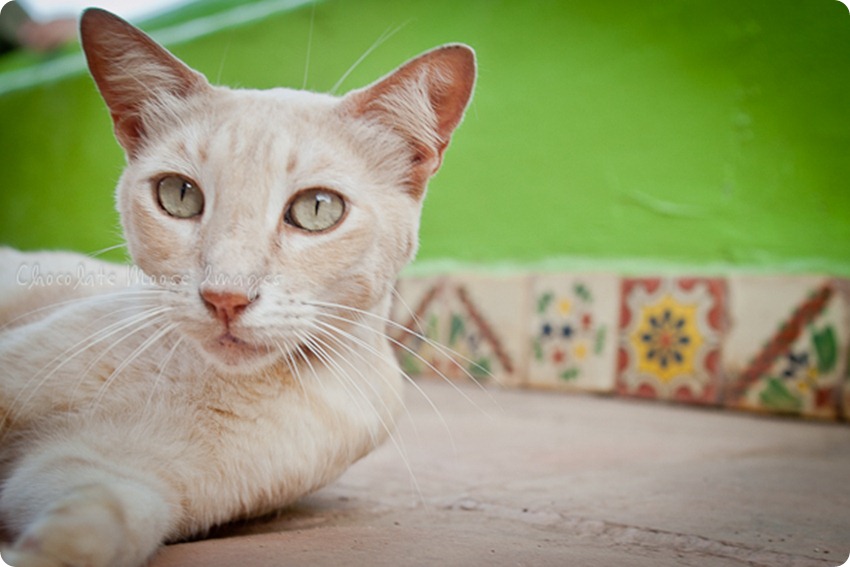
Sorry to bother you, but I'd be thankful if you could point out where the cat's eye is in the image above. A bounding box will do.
[157,175,204,219]
[285,189,346,232]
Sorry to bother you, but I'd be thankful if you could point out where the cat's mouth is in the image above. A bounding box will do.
[200,331,273,369]
[217,332,254,349]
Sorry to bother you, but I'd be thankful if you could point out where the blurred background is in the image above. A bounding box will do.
[1,0,849,275]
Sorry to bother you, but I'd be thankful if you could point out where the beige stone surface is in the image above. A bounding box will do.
[151,380,849,566]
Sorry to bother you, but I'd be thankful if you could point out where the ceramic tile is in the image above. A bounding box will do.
[391,274,529,386]
[723,276,848,419]
[527,273,620,393]
[617,277,727,405]
[436,274,530,387]
[835,278,850,423]
[390,275,448,380]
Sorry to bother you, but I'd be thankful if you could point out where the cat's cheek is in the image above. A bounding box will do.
[120,195,197,281]
[336,273,379,312]
[396,230,419,268]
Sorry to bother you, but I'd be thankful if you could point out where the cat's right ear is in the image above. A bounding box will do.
[79,8,209,158]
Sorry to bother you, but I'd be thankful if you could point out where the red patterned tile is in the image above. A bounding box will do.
[724,276,848,419]
[617,277,727,405]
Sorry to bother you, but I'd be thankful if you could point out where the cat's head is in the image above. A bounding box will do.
[79,8,475,374]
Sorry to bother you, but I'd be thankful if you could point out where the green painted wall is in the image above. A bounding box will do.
[1,0,849,273]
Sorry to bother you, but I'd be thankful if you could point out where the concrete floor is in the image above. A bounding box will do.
[152,380,850,567]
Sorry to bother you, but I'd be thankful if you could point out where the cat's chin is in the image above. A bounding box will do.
[198,333,278,374]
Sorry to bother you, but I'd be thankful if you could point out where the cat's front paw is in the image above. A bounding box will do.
[1,548,64,567]
[3,485,127,567]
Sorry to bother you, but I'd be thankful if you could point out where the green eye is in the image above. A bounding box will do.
[157,175,204,218]
[286,189,346,232]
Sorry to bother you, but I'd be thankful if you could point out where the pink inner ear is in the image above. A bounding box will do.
[111,114,145,155]
[426,46,477,143]
[344,44,476,197]
[80,8,208,158]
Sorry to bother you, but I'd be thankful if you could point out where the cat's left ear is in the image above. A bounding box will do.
[342,44,476,198]
[80,8,210,158]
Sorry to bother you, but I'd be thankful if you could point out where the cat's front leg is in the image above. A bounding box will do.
[3,485,151,567]
[1,441,180,567]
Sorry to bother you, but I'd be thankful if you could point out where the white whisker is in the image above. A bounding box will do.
[310,299,498,392]
[143,335,184,414]
[0,288,171,332]
[301,2,316,90]
[312,306,497,419]
[307,324,409,435]
[92,321,179,411]
[2,306,173,432]
[274,339,308,397]
[300,330,422,501]
[391,286,427,339]
[215,39,232,85]
[329,21,410,95]
[295,332,387,453]
[312,319,434,445]
[299,333,382,445]
[86,243,127,258]
[291,330,332,399]
[71,311,174,410]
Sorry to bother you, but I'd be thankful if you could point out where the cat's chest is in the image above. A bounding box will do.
[190,357,401,448]
[174,375,390,526]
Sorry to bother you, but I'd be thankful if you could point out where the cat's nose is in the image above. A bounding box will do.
[200,289,255,326]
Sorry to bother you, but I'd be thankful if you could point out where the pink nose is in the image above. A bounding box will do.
[200,289,254,326]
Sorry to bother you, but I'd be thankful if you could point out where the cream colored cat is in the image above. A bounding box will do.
[0,8,474,566]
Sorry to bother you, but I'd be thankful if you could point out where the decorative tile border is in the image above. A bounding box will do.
[391,274,529,387]
[723,276,848,419]
[438,274,529,387]
[392,271,850,423]
[839,279,850,421]
[390,275,448,381]
[528,273,619,393]
[617,278,726,405]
